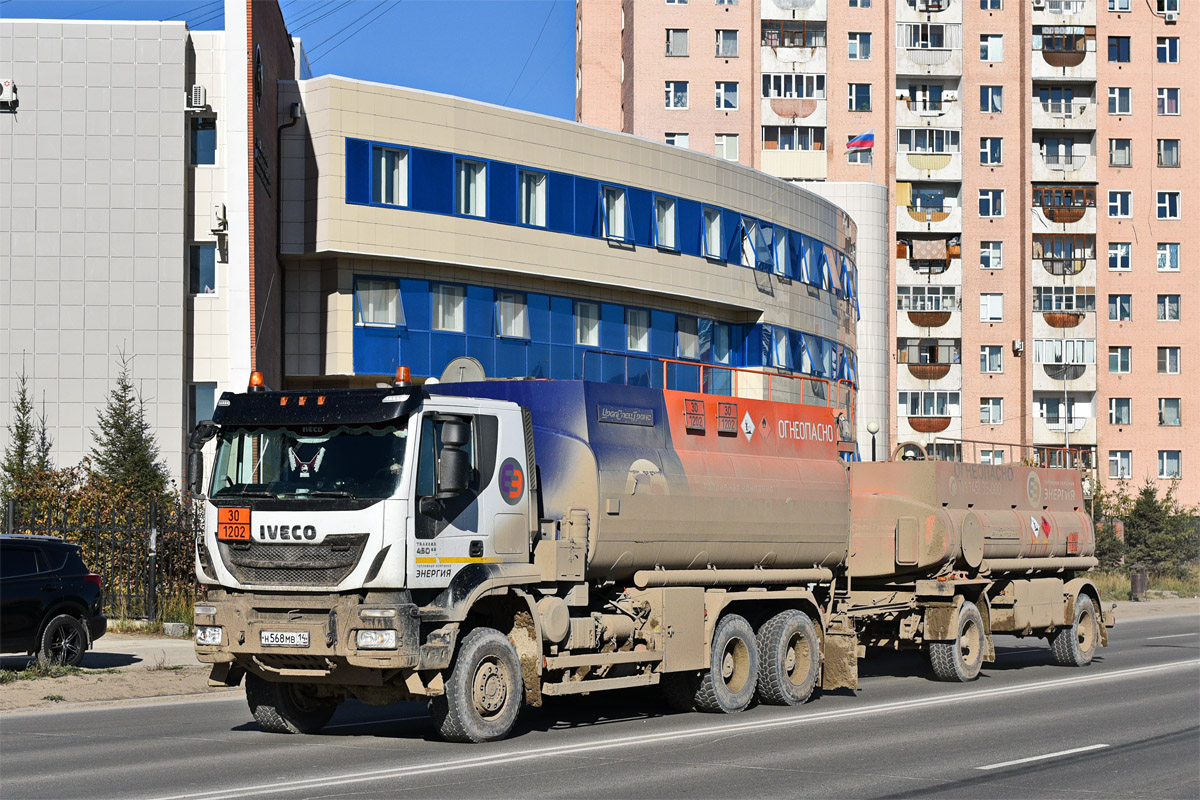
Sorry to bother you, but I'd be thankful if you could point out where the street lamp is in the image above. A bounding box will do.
[867,421,879,462]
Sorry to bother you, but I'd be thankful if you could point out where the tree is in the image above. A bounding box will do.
[89,352,169,503]
[1,365,37,500]
[34,391,54,472]
[1122,480,1199,577]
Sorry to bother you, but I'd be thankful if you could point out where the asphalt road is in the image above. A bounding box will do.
[3,614,1197,800]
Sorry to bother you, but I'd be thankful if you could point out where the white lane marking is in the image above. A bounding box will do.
[1146,633,1198,640]
[154,658,1200,800]
[977,743,1110,771]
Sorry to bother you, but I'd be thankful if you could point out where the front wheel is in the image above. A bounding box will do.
[693,614,758,713]
[38,614,87,667]
[246,674,339,734]
[928,602,985,683]
[1050,595,1098,667]
[430,627,524,743]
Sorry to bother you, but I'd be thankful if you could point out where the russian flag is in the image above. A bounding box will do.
[846,130,875,151]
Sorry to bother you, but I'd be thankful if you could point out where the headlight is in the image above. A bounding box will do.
[355,629,397,649]
[195,626,223,646]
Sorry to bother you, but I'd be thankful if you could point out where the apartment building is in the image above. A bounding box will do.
[578,0,1197,502]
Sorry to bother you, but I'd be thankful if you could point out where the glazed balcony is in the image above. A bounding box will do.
[1032,0,1096,26]
[1033,308,1096,338]
[897,47,963,78]
[1037,256,1093,277]
[1034,414,1096,445]
[897,204,961,234]
[763,0,826,19]
[896,96,962,128]
[760,149,827,181]
[896,256,961,285]
[1032,149,1096,183]
[762,45,827,74]
[761,97,826,127]
[1031,99,1096,131]
[1033,204,1096,233]
[897,0,962,23]
[898,308,962,338]
[1032,48,1096,82]
[897,151,962,182]
[1033,362,1095,392]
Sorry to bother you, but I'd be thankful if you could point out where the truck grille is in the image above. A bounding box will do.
[218,534,369,586]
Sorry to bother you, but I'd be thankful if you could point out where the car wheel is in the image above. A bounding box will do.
[38,614,88,667]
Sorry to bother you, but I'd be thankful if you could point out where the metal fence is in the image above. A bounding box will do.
[3,499,201,620]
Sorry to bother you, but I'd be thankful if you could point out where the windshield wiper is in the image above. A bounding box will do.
[305,490,357,499]
[221,489,274,498]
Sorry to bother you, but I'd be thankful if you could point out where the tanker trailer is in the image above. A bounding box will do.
[846,454,1114,682]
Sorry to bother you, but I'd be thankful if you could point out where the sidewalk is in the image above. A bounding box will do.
[0,632,203,673]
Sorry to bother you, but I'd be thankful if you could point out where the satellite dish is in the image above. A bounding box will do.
[439,357,486,383]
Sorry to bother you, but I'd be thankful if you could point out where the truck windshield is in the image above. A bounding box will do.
[211,423,408,500]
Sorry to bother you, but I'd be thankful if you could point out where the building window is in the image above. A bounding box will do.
[716,29,738,57]
[980,241,1003,270]
[715,82,739,109]
[602,186,628,240]
[1159,451,1182,480]
[456,159,486,217]
[763,73,826,99]
[771,327,791,369]
[1109,138,1132,167]
[1107,36,1131,62]
[1159,397,1181,426]
[519,170,546,227]
[899,391,961,418]
[575,301,599,346]
[666,28,689,56]
[1034,338,1095,365]
[1035,286,1096,313]
[626,309,650,352]
[432,284,465,332]
[980,85,1002,113]
[1158,139,1180,168]
[1108,397,1132,425]
[850,0,871,6]
[980,0,1002,8]
[1108,242,1131,271]
[762,126,825,151]
[761,21,827,48]
[980,34,1004,62]
[1109,450,1132,479]
[1108,293,1132,321]
[677,315,700,360]
[848,32,871,60]
[980,345,1003,373]
[1108,0,1130,9]
[1158,346,1181,374]
[355,278,401,326]
[1157,0,1179,11]
[1158,294,1181,322]
[979,293,1004,322]
[1108,191,1131,218]
[371,146,408,206]
[655,196,677,249]
[189,383,217,432]
[848,83,871,111]
[980,449,1005,465]
[666,0,688,4]
[898,286,959,312]
[665,81,689,108]
[1108,345,1131,373]
[190,117,217,165]
[715,133,739,161]
[1157,191,1180,219]
[980,137,1002,165]
[980,397,1003,425]
[713,323,732,365]
[1157,37,1179,63]
[847,136,872,164]
[495,292,528,338]
[1107,87,1131,115]
[1158,243,1180,272]
[703,207,722,259]
[1157,88,1180,115]
[188,243,217,295]
[716,0,738,6]
[979,189,1004,218]
[665,132,690,148]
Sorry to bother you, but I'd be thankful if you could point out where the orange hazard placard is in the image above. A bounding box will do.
[217,507,251,541]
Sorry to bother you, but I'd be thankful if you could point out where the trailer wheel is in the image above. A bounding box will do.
[246,674,339,734]
[928,603,985,682]
[1050,595,1098,667]
[755,611,819,706]
[694,614,758,713]
[430,627,524,743]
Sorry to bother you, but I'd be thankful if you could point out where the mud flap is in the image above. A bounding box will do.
[821,615,859,691]
[208,662,246,687]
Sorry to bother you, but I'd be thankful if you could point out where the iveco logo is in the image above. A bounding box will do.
[258,524,317,541]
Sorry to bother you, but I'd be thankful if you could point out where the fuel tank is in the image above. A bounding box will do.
[846,460,1093,580]
[432,380,851,581]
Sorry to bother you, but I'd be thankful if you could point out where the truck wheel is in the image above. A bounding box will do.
[246,674,339,734]
[694,614,758,714]
[430,627,524,743]
[1050,595,1098,667]
[38,614,87,667]
[928,603,985,683]
[755,610,819,706]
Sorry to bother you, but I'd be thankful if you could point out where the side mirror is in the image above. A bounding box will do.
[187,450,205,497]
[435,419,471,499]
[419,496,444,517]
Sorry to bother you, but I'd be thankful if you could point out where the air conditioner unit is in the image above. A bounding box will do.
[190,84,207,109]
[1164,11,1178,23]
[1032,0,1045,8]
[0,78,15,104]
[1012,339,1025,355]
[211,203,227,234]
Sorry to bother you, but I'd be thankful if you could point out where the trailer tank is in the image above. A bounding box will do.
[430,380,851,581]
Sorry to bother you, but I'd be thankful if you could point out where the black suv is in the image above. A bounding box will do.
[0,535,107,666]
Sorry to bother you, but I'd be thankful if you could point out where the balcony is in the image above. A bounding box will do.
[1034,362,1095,392]
[1034,415,1096,446]
[765,0,824,16]
[760,149,827,181]
[1032,150,1096,183]
[1033,308,1096,338]
[761,97,826,126]
[897,152,962,182]
[898,204,961,234]
[1037,257,1092,277]
[1033,205,1096,235]
[1032,48,1096,81]
[1032,0,1096,26]
[896,97,962,128]
[762,46,827,73]
[897,47,963,78]
[1031,99,1096,131]
[897,0,962,22]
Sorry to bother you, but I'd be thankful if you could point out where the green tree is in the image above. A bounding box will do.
[1,365,37,500]
[1122,480,1198,577]
[34,391,53,472]
[89,352,169,503]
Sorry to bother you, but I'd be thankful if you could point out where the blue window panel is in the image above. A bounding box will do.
[574,178,600,237]
[626,354,655,388]
[628,188,654,247]
[527,342,551,379]
[550,344,575,380]
[465,336,496,376]
[400,279,430,330]
[599,303,624,352]
[488,161,517,225]
[411,149,453,214]
[547,172,574,233]
[345,138,370,205]
[465,285,494,337]
[399,329,431,377]
[353,325,398,375]
[745,324,768,368]
[698,318,714,363]
[666,361,701,393]
[788,231,804,281]
[601,353,628,384]
[549,295,574,345]
[495,337,528,378]
[572,347,589,380]
[430,332,467,372]
[676,199,702,257]
[527,292,550,342]
[721,209,741,263]
[649,309,675,357]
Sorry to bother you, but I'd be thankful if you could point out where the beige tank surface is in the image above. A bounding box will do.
[847,461,1093,580]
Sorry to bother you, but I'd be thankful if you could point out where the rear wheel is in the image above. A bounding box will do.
[694,614,758,713]
[928,602,985,683]
[755,611,819,706]
[1050,595,1098,667]
[430,627,524,743]
[38,614,87,667]
[246,674,339,734]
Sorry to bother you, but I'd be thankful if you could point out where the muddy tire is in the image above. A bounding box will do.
[1050,595,1098,667]
[928,602,985,683]
[755,611,819,706]
[246,674,338,734]
[693,614,758,713]
[661,672,699,713]
[430,627,523,743]
[37,614,87,667]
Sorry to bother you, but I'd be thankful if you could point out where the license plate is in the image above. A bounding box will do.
[260,630,310,648]
[217,507,251,541]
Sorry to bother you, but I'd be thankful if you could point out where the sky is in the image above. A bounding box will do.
[0,0,576,118]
